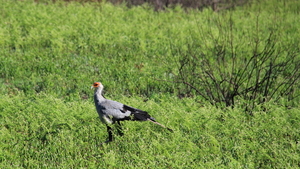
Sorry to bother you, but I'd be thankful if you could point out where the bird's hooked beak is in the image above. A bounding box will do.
[91,86,95,90]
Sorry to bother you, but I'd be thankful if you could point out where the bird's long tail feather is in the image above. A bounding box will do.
[147,119,173,132]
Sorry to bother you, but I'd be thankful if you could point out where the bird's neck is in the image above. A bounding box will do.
[94,88,105,102]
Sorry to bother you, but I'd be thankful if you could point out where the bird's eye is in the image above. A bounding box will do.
[93,82,100,87]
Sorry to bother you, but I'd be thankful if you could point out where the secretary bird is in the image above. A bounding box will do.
[91,82,173,143]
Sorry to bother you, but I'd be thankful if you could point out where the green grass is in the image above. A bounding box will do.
[1,0,299,99]
[0,0,300,168]
[1,94,299,168]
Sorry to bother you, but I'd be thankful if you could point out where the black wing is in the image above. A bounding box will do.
[122,105,156,121]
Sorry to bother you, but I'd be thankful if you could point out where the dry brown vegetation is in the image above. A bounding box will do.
[37,0,250,11]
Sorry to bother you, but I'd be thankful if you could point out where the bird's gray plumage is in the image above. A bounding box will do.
[94,98,131,124]
[93,82,153,124]
[91,82,173,143]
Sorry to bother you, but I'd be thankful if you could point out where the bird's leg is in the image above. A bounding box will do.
[106,125,113,142]
[116,121,124,136]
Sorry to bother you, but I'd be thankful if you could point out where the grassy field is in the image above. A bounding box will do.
[1,0,300,168]
[1,94,299,168]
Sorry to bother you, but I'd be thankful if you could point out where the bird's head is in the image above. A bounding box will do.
[91,82,103,90]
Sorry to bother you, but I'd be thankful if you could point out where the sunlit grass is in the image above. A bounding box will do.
[1,94,299,168]
[0,0,299,168]
[1,0,299,99]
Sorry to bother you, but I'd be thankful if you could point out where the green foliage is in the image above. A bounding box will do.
[1,94,299,168]
[0,0,181,99]
[0,0,299,168]
[1,0,299,102]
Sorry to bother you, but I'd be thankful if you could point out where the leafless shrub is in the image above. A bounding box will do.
[172,18,300,112]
